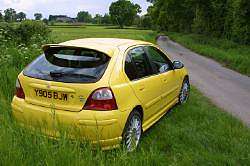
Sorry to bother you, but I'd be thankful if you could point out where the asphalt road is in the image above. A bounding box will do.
[157,36,250,126]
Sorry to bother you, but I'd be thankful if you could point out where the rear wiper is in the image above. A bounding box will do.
[50,71,63,77]
[50,71,97,79]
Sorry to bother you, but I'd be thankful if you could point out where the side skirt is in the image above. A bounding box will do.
[142,98,178,132]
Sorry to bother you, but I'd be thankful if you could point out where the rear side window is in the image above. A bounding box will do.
[23,47,110,83]
[125,47,151,80]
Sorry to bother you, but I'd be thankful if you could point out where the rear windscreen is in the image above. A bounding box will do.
[23,47,110,83]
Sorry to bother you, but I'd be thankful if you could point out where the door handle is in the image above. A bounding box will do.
[139,86,145,91]
[163,78,168,83]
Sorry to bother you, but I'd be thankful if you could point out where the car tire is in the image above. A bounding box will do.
[179,77,190,104]
[122,110,142,152]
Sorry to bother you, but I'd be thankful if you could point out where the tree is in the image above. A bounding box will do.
[4,8,16,22]
[231,0,250,44]
[138,15,152,29]
[92,14,102,24]
[0,12,3,22]
[146,0,155,3]
[16,12,26,22]
[109,0,141,28]
[34,13,42,20]
[43,18,49,25]
[77,11,92,23]
[147,0,250,44]
[102,14,112,25]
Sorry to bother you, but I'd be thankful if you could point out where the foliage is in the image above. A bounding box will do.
[0,20,51,44]
[4,8,17,22]
[231,0,250,44]
[148,0,250,44]
[102,14,112,25]
[16,12,26,22]
[92,14,102,24]
[0,12,3,22]
[91,14,112,25]
[0,22,17,42]
[77,11,92,23]
[137,15,153,29]
[34,13,43,20]
[109,0,141,28]
[42,18,49,25]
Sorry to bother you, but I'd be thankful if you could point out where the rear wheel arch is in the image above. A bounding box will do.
[122,106,143,151]
[133,105,143,122]
[122,105,144,134]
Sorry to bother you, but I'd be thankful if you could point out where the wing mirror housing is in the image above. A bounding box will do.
[173,61,184,69]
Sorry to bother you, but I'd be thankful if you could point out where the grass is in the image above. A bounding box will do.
[49,25,156,43]
[0,25,250,165]
[167,32,250,76]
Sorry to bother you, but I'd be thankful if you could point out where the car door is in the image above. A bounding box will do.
[145,46,181,107]
[124,46,164,121]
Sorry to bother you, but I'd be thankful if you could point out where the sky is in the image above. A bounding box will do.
[0,0,151,19]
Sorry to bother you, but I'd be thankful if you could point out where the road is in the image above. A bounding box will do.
[157,36,250,126]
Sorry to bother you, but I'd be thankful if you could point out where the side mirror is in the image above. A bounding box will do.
[173,61,184,69]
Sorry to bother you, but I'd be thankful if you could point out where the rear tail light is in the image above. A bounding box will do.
[16,79,25,99]
[83,87,118,111]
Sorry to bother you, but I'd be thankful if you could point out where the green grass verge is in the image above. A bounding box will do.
[0,25,249,165]
[167,32,250,76]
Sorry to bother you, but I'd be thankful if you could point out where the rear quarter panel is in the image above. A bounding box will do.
[109,45,142,132]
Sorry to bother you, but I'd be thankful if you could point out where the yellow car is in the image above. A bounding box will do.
[12,38,189,151]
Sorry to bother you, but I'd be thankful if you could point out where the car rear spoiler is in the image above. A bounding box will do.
[42,44,114,57]
[42,44,82,52]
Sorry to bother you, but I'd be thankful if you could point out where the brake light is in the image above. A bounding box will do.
[16,79,25,99]
[83,87,118,111]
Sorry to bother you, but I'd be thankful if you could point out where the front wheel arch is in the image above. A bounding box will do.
[183,75,189,83]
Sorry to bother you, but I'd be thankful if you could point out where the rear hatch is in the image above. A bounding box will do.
[20,46,111,112]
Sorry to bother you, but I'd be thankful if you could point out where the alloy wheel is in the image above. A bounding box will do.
[123,113,142,152]
[180,80,190,104]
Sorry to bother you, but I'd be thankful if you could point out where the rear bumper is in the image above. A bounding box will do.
[11,96,123,150]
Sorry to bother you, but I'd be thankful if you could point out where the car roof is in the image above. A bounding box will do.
[42,38,152,57]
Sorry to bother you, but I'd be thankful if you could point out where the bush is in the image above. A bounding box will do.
[0,20,51,45]
[0,22,17,42]
[16,20,51,44]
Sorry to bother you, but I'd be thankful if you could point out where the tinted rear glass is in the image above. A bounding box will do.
[23,47,110,83]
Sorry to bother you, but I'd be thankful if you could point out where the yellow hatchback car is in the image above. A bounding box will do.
[12,38,189,151]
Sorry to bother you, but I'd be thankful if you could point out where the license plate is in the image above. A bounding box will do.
[34,89,68,101]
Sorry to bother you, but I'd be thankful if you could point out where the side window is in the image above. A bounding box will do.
[125,47,151,80]
[146,46,173,74]
[125,55,137,80]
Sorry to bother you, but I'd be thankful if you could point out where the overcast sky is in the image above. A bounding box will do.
[0,0,151,19]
